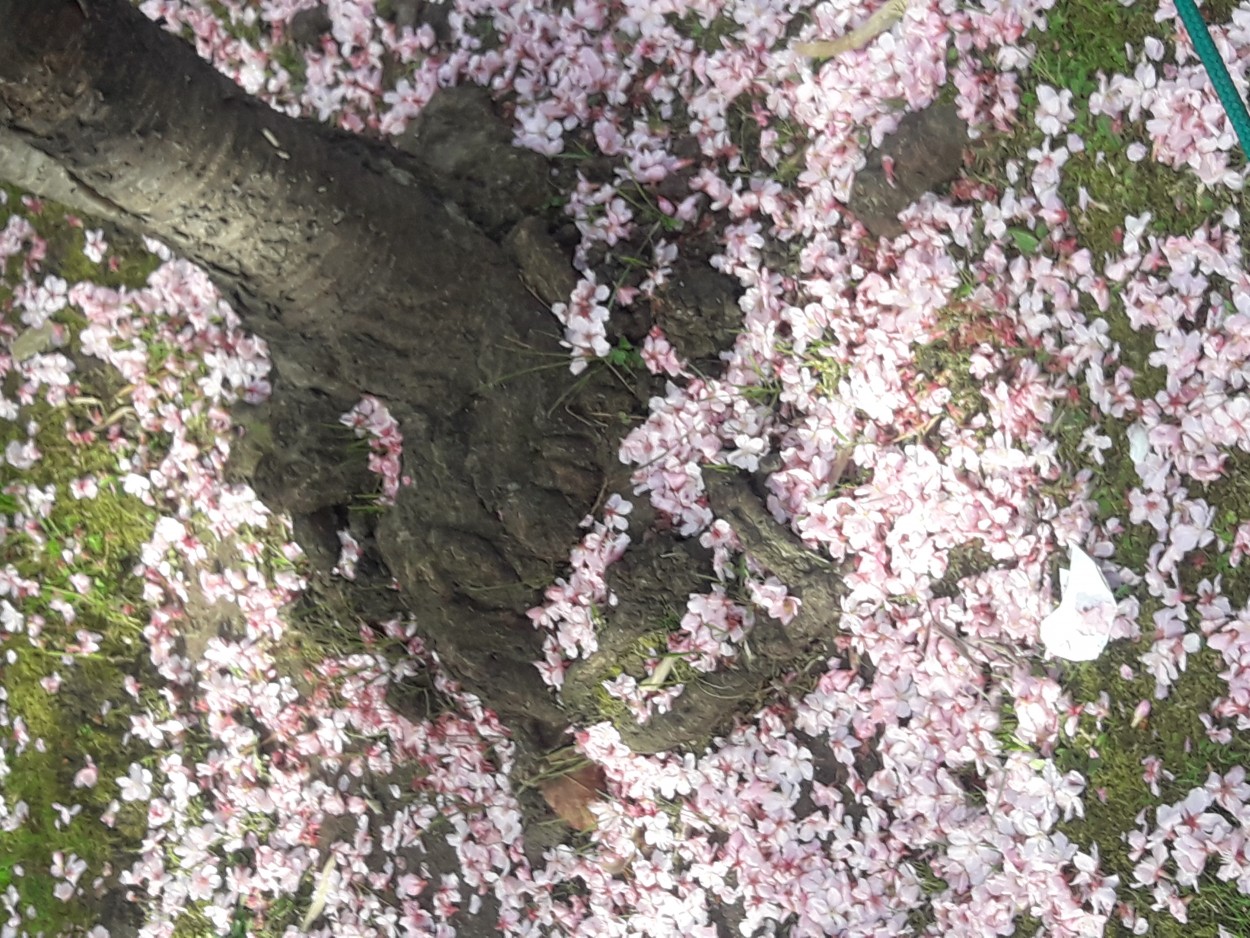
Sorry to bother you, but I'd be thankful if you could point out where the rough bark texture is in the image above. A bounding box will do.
[0,0,844,758]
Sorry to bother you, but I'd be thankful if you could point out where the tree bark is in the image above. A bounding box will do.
[0,0,841,757]
[0,0,625,745]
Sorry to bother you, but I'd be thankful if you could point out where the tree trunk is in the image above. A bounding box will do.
[0,0,620,743]
[0,0,840,757]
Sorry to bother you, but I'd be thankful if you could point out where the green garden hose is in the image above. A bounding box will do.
[1174,0,1250,157]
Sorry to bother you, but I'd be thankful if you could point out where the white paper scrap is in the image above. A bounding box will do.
[1039,545,1117,661]
[1126,423,1149,464]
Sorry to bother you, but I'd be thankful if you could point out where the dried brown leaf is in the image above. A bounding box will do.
[540,764,607,832]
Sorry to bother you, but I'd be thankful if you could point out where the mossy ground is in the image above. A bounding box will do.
[0,196,165,933]
[947,0,1250,934]
[0,188,362,935]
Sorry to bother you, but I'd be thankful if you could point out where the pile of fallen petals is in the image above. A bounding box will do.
[2,0,1250,935]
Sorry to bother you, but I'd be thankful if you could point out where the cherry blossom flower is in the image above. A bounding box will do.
[117,764,154,803]
[1035,84,1076,135]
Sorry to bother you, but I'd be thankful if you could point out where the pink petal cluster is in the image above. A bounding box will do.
[341,394,410,504]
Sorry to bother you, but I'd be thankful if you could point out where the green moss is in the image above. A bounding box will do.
[784,339,849,400]
[0,189,183,930]
[674,12,738,54]
[911,305,1002,427]
[963,0,1244,267]
[0,471,157,928]
[588,620,709,730]
[1061,148,1227,263]
[1195,449,1250,608]
[1051,647,1250,937]
[269,43,310,90]
[1198,0,1244,26]
[1030,0,1154,98]
[40,220,163,293]
[959,4,1250,930]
